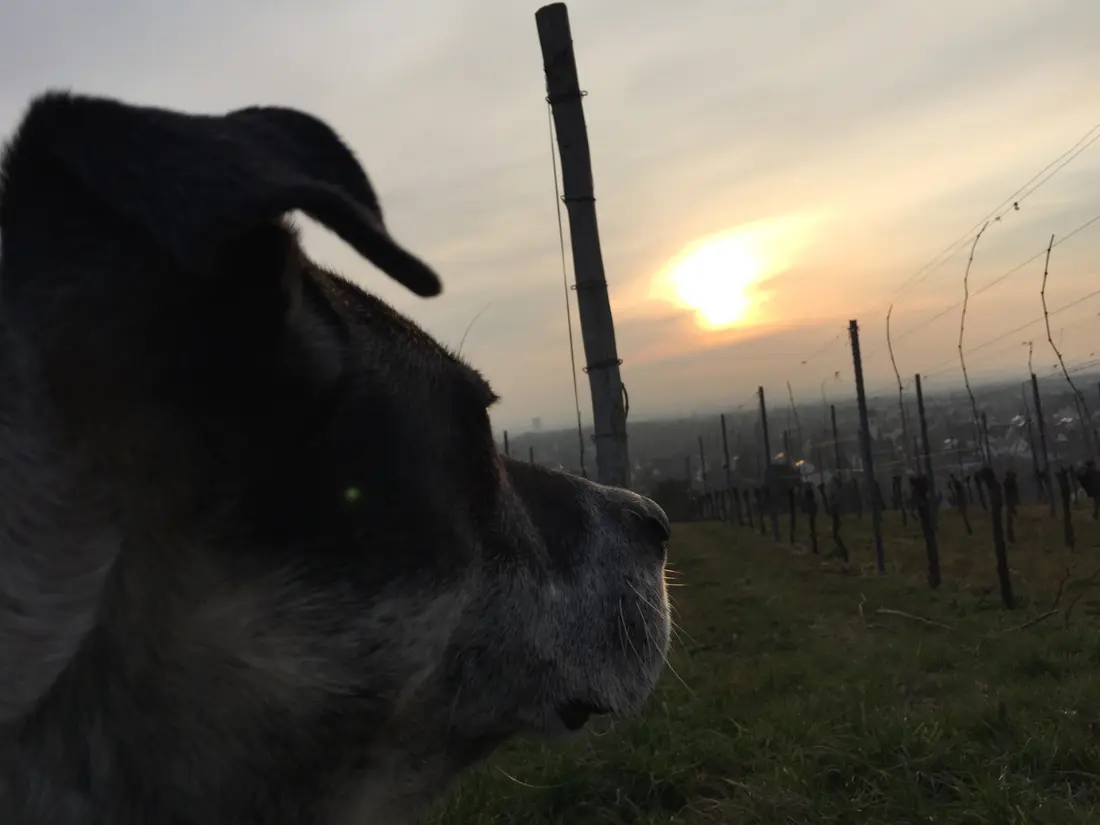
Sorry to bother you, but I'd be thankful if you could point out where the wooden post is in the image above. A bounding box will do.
[912,476,940,589]
[758,386,772,469]
[503,430,510,458]
[980,411,992,469]
[720,413,733,494]
[829,403,843,517]
[1030,372,1055,519]
[537,4,629,489]
[758,386,780,541]
[697,435,709,495]
[979,468,1015,609]
[849,320,885,573]
[824,417,848,563]
[914,374,937,531]
[1021,383,1043,503]
[830,405,842,481]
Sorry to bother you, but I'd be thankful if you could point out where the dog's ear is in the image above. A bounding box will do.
[0,90,441,297]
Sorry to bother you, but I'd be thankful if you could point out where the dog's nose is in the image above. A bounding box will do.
[625,493,671,545]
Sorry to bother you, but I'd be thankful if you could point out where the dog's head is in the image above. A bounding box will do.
[0,92,670,824]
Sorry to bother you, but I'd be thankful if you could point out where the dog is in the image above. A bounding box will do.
[0,91,671,824]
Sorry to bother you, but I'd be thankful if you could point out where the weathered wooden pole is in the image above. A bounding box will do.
[980,411,993,469]
[830,405,842,480]
[537,4,629,489]
[849,320,885,572]
[720,413,733,492]
[914,373,937,530]
[697,436,709,495]
[758,385,780,541]
[1021,383,1043,502]
[1030,372,1055,519]
[758,386,772,467]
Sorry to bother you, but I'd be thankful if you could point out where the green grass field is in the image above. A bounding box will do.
[427,504,1100,824]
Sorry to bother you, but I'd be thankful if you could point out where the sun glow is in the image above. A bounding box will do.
[652,218,814,331]
[665,235,763,328]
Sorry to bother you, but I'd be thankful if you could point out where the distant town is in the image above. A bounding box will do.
[497,370,1100,497]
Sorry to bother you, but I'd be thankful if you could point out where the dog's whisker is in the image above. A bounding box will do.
[628,579,694,649]
[624,581,693,696]
[617,599,644,670]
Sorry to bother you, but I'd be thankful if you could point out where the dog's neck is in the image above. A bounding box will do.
[3,642,465,825]
[0,341,120,728]
[0,346,480,824]
[2,576,484,825]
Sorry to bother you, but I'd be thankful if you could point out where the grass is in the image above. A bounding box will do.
[426,504,1100,825]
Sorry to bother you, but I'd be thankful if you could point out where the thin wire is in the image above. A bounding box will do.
[547,103,588,479]
[868,207,1100,357]
[789,117,1100,371]
[879,122,1100,306]
[920,290,1100,378]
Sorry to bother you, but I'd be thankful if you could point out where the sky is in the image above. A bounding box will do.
[2,0,1099,434]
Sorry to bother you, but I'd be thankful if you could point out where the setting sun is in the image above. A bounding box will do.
[653,231,769,330]
[650,216,817,331]
[664,235,763,328]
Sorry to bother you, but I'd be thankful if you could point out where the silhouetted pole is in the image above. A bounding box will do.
[759,385,781,541]
[537,3,628,488]
[720,413,733,493]
[980,468,1015,609]
[698,436,709,495]
[503,431,511,458]
[830,405,842,479]
[1020,383,1042,502]
[529,445,535,464]
[980,411,993,469]
[849,320,885,572]
[758,386,772,467]
[1030,372,1055,518]
[914,373,937,531]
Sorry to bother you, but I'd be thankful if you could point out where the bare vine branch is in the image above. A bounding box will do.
[1040,234,1096,461]
[886,304,914,472]
[958,223,990,464]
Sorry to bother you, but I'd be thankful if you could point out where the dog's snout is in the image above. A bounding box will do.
[624,492,671,547]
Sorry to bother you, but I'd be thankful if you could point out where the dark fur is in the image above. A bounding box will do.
[0,92,671,824]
